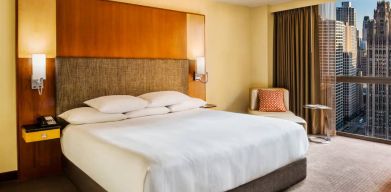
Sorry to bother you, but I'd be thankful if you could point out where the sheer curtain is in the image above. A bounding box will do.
[318,3,337,135]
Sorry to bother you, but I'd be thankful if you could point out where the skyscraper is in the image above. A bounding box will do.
[367,1,391,140]
[362,16,370,46]
[342,24,359,118]
[357,42,367,110]
[337,1,357,27]
[357,16,370,113]
[319,19,339,130]
[336,21,345,128]
[336,1,360,129]
[360,16,370,76]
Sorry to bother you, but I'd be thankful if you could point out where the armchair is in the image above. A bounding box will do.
[248,88,307,131]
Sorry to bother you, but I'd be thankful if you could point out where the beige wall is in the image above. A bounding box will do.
[250,5,274,88]
[0,0,17,173]
[204,3,252,112]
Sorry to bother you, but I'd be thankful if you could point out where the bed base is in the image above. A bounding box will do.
[228,158,306,192]
[63,157,306,192]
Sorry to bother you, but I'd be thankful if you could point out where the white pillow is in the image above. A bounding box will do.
[138,91,191,108]
[84,95,148,113]
[168,98,207,112]
[58,107,126,125]
[124,107,170,118]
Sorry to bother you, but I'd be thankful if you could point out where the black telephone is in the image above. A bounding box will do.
[38,116,58,127]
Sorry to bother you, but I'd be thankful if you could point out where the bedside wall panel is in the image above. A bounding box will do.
[16,58,62,180]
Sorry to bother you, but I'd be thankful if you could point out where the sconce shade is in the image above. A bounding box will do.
[32,54,46,80]
[196,57,206,75]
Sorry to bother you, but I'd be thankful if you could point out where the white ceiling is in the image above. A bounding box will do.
[215,0,296,7]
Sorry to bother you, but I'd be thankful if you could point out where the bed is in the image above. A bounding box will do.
[56,58,309,192]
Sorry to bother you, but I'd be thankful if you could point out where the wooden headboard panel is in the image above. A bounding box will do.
[56,58,189,114]
[57,0,187,59]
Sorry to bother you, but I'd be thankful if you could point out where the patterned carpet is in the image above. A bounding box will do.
[0,136,390,192]
[288,136,391,192]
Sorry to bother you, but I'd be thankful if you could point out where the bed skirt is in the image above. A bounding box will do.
[63,156,306,192]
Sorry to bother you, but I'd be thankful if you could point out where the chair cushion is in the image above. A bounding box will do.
[248,110,307,130]
[258,89,287,112]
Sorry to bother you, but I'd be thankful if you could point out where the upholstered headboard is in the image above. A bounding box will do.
[56,58,189,114]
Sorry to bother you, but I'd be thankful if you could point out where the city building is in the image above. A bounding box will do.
[362,16,370,49]
[367,1,391,140]
[356,16,370,121]
[357,44,367,110]
[337,1,357,27]
[342,25,359,117]
[337,1,360,129]
[358,42,368,76]
[358,16,370,76]
[336,21,345,128]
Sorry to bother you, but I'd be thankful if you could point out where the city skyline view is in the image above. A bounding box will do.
[335,0,391,141]
[335,0,391,140]
[337,0,377,38]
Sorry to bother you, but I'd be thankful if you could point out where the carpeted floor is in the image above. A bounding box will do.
[288,136,391,192]
[0,136,390,192]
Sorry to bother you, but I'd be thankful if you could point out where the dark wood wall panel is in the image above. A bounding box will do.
[57,0,187,59]
[17,58,62,180]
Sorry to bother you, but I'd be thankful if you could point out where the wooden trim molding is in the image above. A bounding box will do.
[0,171,18,182]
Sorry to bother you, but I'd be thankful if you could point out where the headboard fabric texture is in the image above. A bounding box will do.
[56,58,189,114]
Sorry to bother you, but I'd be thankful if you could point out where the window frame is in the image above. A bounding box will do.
[336,75,391,144]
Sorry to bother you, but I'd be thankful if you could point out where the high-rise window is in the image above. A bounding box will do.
[335,0,391,141]
[318,3,337,136]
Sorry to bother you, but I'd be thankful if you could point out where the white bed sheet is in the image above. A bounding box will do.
[61,109,308,192]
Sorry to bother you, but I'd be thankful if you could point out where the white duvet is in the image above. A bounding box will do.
[61,109,309,192]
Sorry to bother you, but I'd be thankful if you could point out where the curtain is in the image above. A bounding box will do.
[318,3,337,136]
[273,6,322,134]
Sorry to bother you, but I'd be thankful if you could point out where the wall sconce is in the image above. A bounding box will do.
[32,54,46,95]
[194,56,208,83]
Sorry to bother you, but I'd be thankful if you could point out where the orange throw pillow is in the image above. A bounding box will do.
[258,89,287,112]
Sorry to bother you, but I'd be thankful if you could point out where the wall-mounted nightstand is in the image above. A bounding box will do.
[22,124,62,143]
[202,104,217,109]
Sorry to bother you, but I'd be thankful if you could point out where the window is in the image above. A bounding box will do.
[335,1,391,142]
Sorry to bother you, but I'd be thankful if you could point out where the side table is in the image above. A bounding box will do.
[304,104,332,144]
